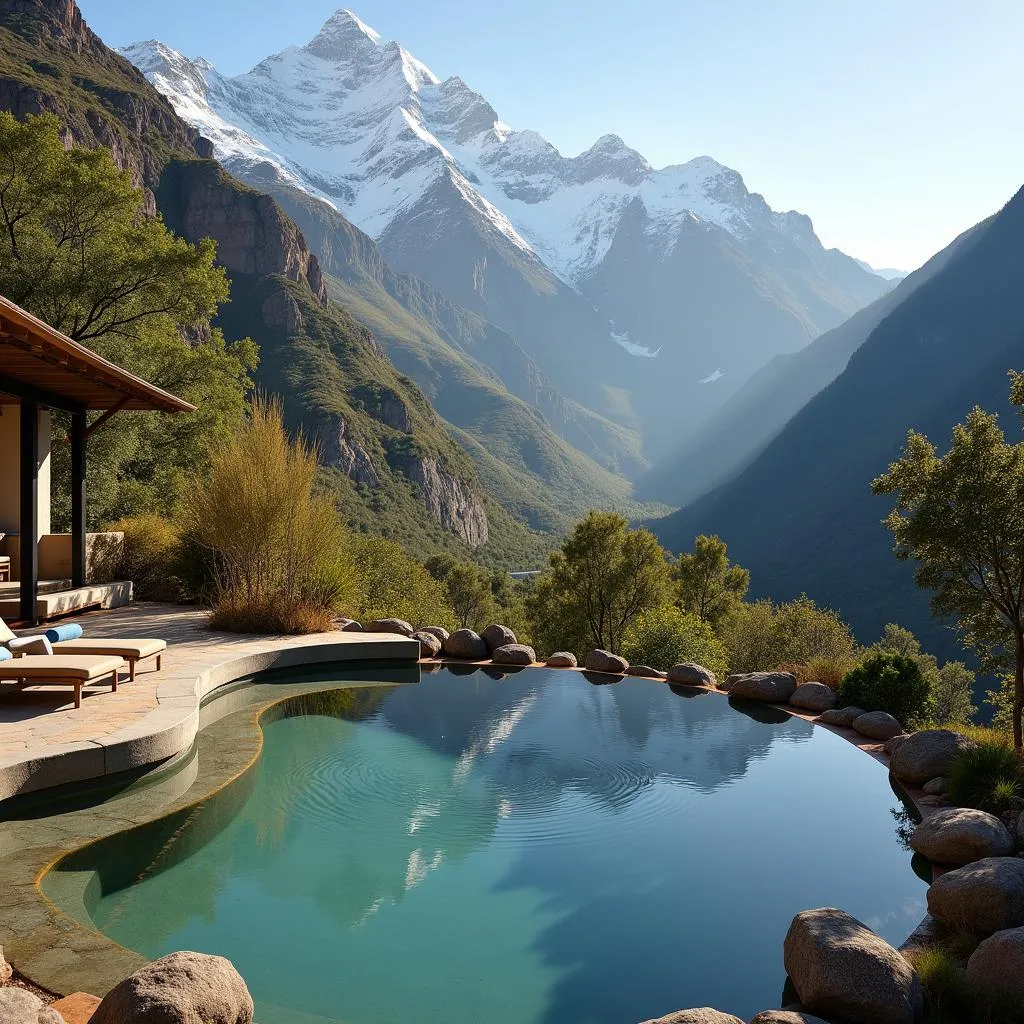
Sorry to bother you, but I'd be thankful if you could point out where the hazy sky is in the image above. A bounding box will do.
[81,0,1024,271]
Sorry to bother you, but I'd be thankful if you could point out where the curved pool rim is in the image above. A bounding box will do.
[5,662,924,1007]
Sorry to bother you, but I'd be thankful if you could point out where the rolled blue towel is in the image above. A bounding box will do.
[44,623,84,643]
[0,647,11,662]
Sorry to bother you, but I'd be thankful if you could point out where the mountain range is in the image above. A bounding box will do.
[121,12,893,461]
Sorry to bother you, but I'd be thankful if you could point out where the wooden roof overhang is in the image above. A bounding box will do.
[0,295,196,416]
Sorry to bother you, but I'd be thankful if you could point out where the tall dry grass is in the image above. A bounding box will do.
[186,398,356,634]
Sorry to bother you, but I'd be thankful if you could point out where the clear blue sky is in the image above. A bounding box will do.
[81,0,1024,271]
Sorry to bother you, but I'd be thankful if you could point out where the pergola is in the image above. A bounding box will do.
[0,295,195,623]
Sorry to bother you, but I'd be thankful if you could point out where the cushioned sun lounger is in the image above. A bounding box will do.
[0,654,126,709]
[48,637,166,680]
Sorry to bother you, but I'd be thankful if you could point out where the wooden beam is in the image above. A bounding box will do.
[0,371,87,415]
[84,396,130,439]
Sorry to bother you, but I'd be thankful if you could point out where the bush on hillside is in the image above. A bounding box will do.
[947,739,1023,816]
[719,596,856,674]
[776,654,860,689]
[836,651,932,725]
[186,398,357,634]
[92,514,188,602]
[350,535,455,629]
[622,607,728,678]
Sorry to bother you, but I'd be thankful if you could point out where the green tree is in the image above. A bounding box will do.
[0,112,256,524]
[527,512,671,655]
[873,381,1024,747]
[674,534,750,627]
[837,651,933,726]
[444,563,497,630]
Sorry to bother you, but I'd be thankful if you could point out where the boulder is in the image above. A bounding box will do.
[667,663,717,688]
[727,671,797,703]
[419,626,450,643]
[0,989,65,1024]
[90,952,253,1024]
[338,618,362,632]
[481,624,516,653]
[884,734,911,757]
[965,925,1024,1002]
[1018,811,1024,847]
[890,729,975,785]
[750,1014,829,1024]
[363,617,414,637]
[720,674,743,692]
[546,652,577,668]
[492,644,536,666]
[442,629,489,660]
[783,908,922,1024]
[922,777,948,795]
[0,944,11,983]
[410,631,441,658]
[852,711,904,741]
[817,706,867,727]
[627,665,667,679]
[585,649,628,674]
[789,683,837,712]
[638,1011,743,1024]
[910,808,1014,865]
[927,857,1024,933]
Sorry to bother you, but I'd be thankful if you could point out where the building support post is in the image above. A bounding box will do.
[71,408,87,589]
[19,398,39,625]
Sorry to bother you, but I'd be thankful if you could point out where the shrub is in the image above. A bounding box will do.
[719,596,857,674]
[837,651,932,725]
[621,606,728,678]
[349,535,455,629]
[777,654,859,688]
[947,739,1024,816]
[186,398,358,634]
[92,514,187,602]
[908,943,1024,1024]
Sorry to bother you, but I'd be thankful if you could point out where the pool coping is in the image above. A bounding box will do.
[0,664,929,1009]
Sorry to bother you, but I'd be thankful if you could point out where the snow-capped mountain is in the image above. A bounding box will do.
[123,11,892,457]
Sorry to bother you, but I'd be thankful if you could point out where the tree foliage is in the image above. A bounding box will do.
[0,112,256,524]
[622,606,728,678]
[873,381,1024,747]
[674,534,749,627]
[527,512,671,655]
[837,651,933,726]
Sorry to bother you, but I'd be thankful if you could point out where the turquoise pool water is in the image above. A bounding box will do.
[61,668,926,1024]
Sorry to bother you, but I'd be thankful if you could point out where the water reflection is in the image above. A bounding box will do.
[51,667,925,1024]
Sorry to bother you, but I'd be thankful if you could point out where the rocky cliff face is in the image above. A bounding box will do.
[157,160,326,303]
[318,417,382,490]
[398,455,489,548]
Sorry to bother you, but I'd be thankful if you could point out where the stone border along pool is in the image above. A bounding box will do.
[0,623,1006,1022]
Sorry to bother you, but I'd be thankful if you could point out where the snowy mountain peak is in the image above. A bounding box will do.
[306,9,382,60]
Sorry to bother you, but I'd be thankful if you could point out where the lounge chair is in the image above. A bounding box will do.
[0,654,125,709]
[0,619,166,680]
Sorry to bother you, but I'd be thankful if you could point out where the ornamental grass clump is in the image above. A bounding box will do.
[947,739,1024,816]
[837,651,932,726]
[187,398,357,634]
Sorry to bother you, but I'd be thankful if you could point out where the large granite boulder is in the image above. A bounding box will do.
[884,734,911,757]
[0,989,65,1023]
[638,1011,743,1024]
[852,711,904,741]
[363,617,414,637]
[965,925,1024,1002]
[627,665,667,679]
[339,619,363,632]
[720,674,743,692]
[890,729,975,785]
[817,706,867,727]
[411,631,441,658]
[667,663,717,688]
[922,777,948,795]
[442,629,489,660]
[90,951,253,1024]
[492,644,536,666]
[0,944,11,983]
[727,671,797,703]
[546,652,577,668]
[419,626,450,643]
[927,857,1024,933]
[910,808,1014,865]
[750,1014,829,1024]
[789,683,837,712]
[481,624,517,652]
[783,908,923,1024]
[585,649,628,674]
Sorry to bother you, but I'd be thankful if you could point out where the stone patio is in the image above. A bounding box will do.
[0,602,418,802]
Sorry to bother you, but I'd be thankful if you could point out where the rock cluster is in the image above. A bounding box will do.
[364,618,414,636]
[818,706,866,727]
[441,629,489,660]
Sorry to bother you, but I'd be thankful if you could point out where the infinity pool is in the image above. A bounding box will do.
[50,667,926,1024]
